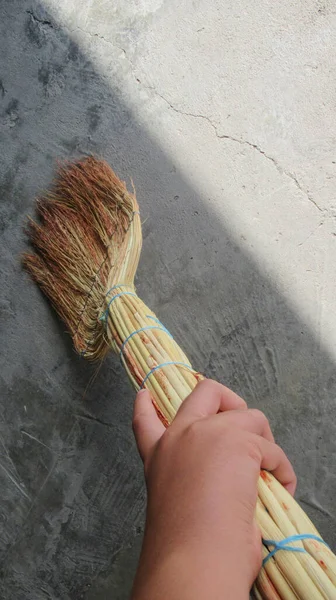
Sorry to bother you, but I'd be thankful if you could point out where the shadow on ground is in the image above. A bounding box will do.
[0,1,335,598]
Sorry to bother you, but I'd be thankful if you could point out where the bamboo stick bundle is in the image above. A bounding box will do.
[23,157,336,599]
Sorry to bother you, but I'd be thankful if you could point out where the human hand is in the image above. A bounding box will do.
[131,380,296,600]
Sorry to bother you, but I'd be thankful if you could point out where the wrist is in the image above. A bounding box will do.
[132,537,250,600]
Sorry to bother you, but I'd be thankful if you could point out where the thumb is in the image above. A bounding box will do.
[133,389,165,462]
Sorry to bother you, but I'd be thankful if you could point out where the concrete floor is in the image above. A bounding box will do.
[1,0,336,597]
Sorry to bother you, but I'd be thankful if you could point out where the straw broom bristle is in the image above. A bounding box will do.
[23,156,139,360]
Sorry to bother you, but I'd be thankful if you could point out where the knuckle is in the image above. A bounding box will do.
[186,420,202,439]
[277,444,288,462]
[182,420,208,447]
[158,427,176,450]
[245,436,262,464]
[249,408,267,422]
[196,378,218,393]
[220,427,243,450]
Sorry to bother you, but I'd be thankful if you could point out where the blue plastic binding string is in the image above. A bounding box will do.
[106,291,137,309]
[119,324,173,360]
[262,534,329,566]
[147,315,172,337]
[100,284,137,323]
[101,286,183,389]
[141,361,193,389]
[105,283,134,298]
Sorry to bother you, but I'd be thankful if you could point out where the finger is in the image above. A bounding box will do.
[257,436,297,495]
[216,409,275,443]
[175,379,247,424]
[133,389,165,462]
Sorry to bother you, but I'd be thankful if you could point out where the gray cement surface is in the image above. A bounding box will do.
[1,0,336,597]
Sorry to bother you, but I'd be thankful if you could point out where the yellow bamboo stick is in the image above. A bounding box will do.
[118,298,194,408]
[110,303,175,420]
[253,586,265,600]
[260,546,300,600]
[255,562,283,600]
[143,337,193,401]
[256,501,327,600]
[126,297,196,387]
[262,474,336,585]
[258,478,336,597]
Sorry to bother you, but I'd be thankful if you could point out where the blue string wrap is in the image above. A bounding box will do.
[141,361,194,388]
[106,291,137,308]
[262,534,329,566]
[101,284,194,389]
[100,284,136,323]
[147,315,172,337]
[119,324,173,360]
[105,283,134,297]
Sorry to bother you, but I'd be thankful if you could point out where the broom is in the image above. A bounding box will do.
[23,157,336,599]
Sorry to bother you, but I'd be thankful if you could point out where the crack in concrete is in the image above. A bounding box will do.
[24,12,323,216]
[298,220,325,247]
[155,91,323,213]
[66,24,127,57]
[26,10,54,29]
[26,10,127,58]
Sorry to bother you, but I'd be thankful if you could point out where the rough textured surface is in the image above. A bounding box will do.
[1,0,336,597]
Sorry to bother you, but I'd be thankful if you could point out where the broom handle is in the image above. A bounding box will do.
[104,290,336,599]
